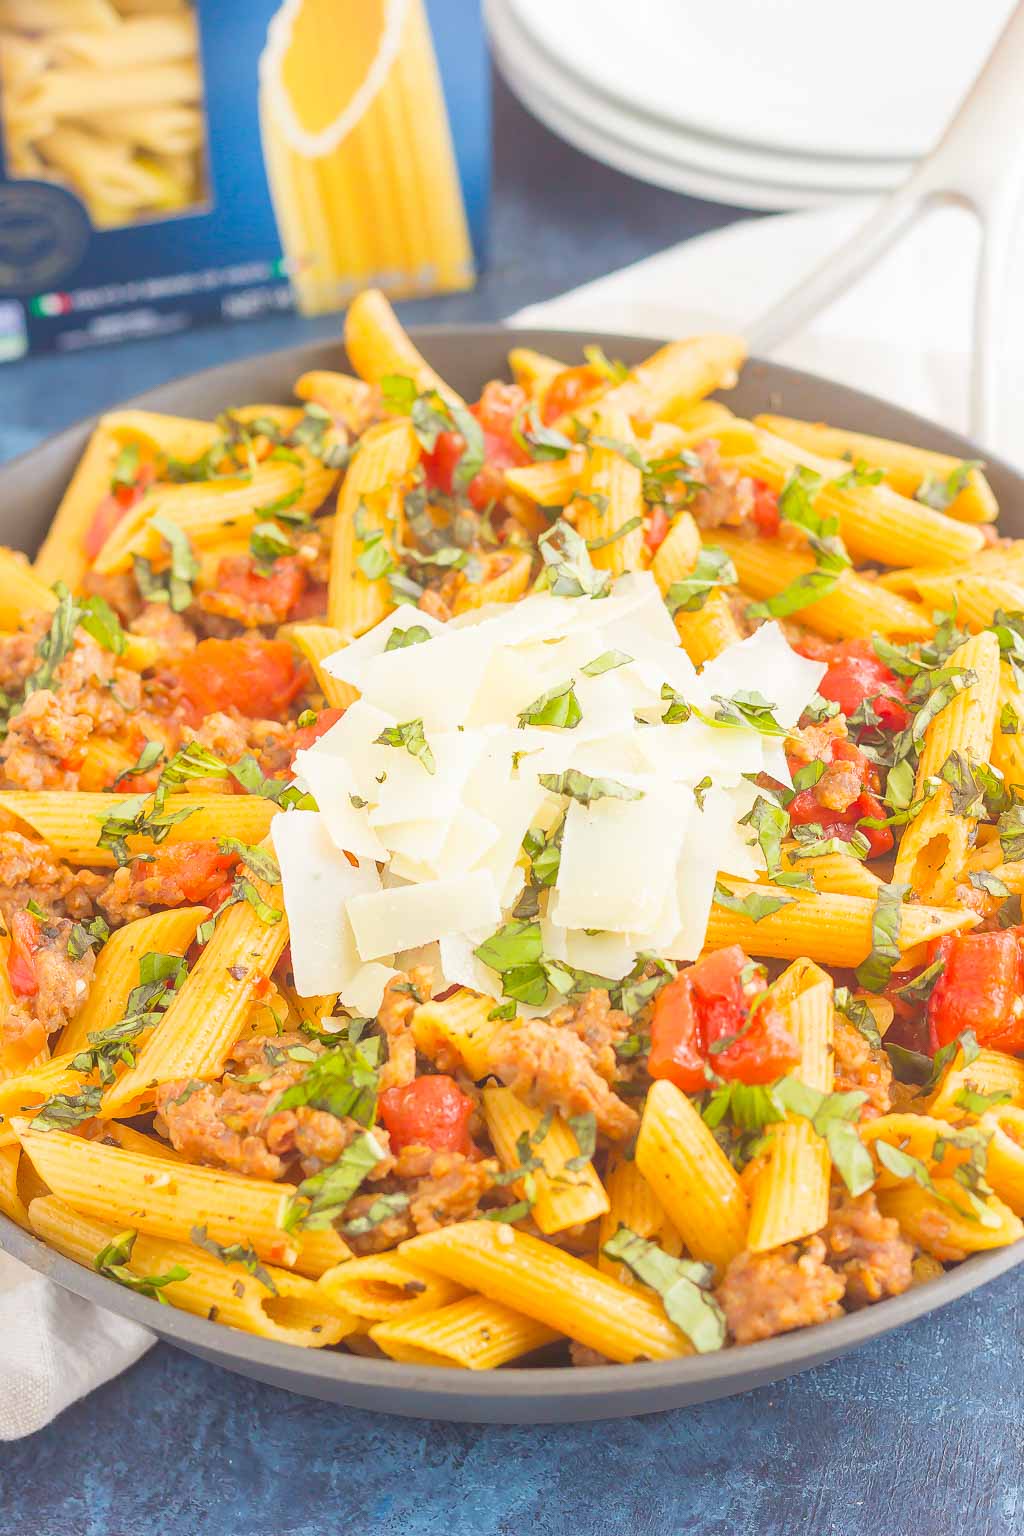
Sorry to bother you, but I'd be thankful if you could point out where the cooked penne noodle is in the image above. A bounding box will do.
[636,1080,748,1274]
[400,1221,693,1361]
[318,1253,466,1320]
[370,1295,559,1369]
[15,1124,348,1276]
[0,792,276,869]
[482,1086,609,1235]
[755,415,998,523]
[29,1195,357,1346]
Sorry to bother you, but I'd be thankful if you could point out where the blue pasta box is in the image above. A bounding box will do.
[0,0,490,361]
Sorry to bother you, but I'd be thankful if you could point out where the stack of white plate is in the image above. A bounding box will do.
[487,0,1014,209]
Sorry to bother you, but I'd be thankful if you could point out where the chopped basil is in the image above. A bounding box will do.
[661,683,692,724]
[581,649,632,677]
[94,1229,188,1302]
[746,465,852,620]
[664,547,736,616]
[854,882,904,992]
[373,717,435,775]
[228,754,315,810]
[693,775,712,811]
[112,739,165,788]
[537,769,644,806]
[70,952,187,1084]
[518,679,582,730]
[834,986,881,1049]
[601,1227,725,1353]
[141,514,199,612]
[893,956,945,1007]
[582,344,629,383]
[874,1136,998,1227]
[832,458,884,488]
[272,1037,379,1126]
[487,1000,517,1022]
[970,870,1011,899]
[341,1193,411,1238]
[32,1085,103,1132]
[998,804,1024,863]
[281,1131,385,1232]
[96,794,197,866]
[216,837,281,886]
[78,593,126,655]
[774,1078,874,1196]
[537,520,610,599]
[384,624,432,652]
[354,504,396,582]
[915,460,980,512]
[955,1086,1012,1115]
[739,795,789,880]
[565,1111,597,1173]
[249,520,295,568]
[66,914,110,961]
[585,514,644,551]
[474,920,544,975]
[712,881,793,922]
[111,441,140,490]
[511,403,575,462]
[190,1225,277,1293]
[706,691,787,737]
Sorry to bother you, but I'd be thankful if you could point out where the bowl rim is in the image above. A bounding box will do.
[2,321,1023,1411]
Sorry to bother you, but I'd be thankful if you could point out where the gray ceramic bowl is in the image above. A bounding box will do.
[2,327,1022,1423]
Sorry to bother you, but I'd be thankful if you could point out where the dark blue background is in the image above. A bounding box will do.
[0,77,1010,1536]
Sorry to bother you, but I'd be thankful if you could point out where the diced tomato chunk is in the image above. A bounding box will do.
[795,638,909,736]
[750,479,781,537]
[83,461,156,559]
[422,381,532,511]
[927,930,1024,1054]
[378,1074,475,1154]
[290,706,345,759]
[212,555,307,623]
[644,504,670,555]
[130,840,237,907]
[648,945,799,1092]
[541,364,604,426]
[177,637,308,721]
[7,909,41,998]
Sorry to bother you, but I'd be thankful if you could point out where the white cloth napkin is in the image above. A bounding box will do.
[512,201,1024,466]
[0,1250,151,1439]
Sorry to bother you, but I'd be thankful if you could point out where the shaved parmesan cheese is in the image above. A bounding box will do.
[438,928,500,997]
[340,963,399,1019]
[699,621,826,728]
[321,608,445,690]
[356,627,498,730]
[347,870,502,962]
[271,811,380,996]
[291,748,387,861]
[552,786,688,935]
[275,580,827,1008]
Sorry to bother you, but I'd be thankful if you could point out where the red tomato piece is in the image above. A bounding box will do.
[177,637,308,721]
[83,462,156,559]
[290,706,345,759]
[927,930,1024,1054]
[648,945,799,1091]
[644,504,670,555]
[647,970,705,1091]
[378,1074,475,1155]
[815,640,910,734]
[750,479,781,537]
[541,364,604,426]
[7,909,41,998]
[130,840,237,907]
[422,382,531,511]
[212,555,307,623]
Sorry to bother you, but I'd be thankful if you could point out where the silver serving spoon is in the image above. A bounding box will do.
[748,0,1024,447]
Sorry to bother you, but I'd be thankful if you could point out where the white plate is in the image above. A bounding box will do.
[505,0,1014,163]
[489,2,905,209]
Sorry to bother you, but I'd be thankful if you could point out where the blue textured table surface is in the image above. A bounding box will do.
[0,76,1016,1536]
